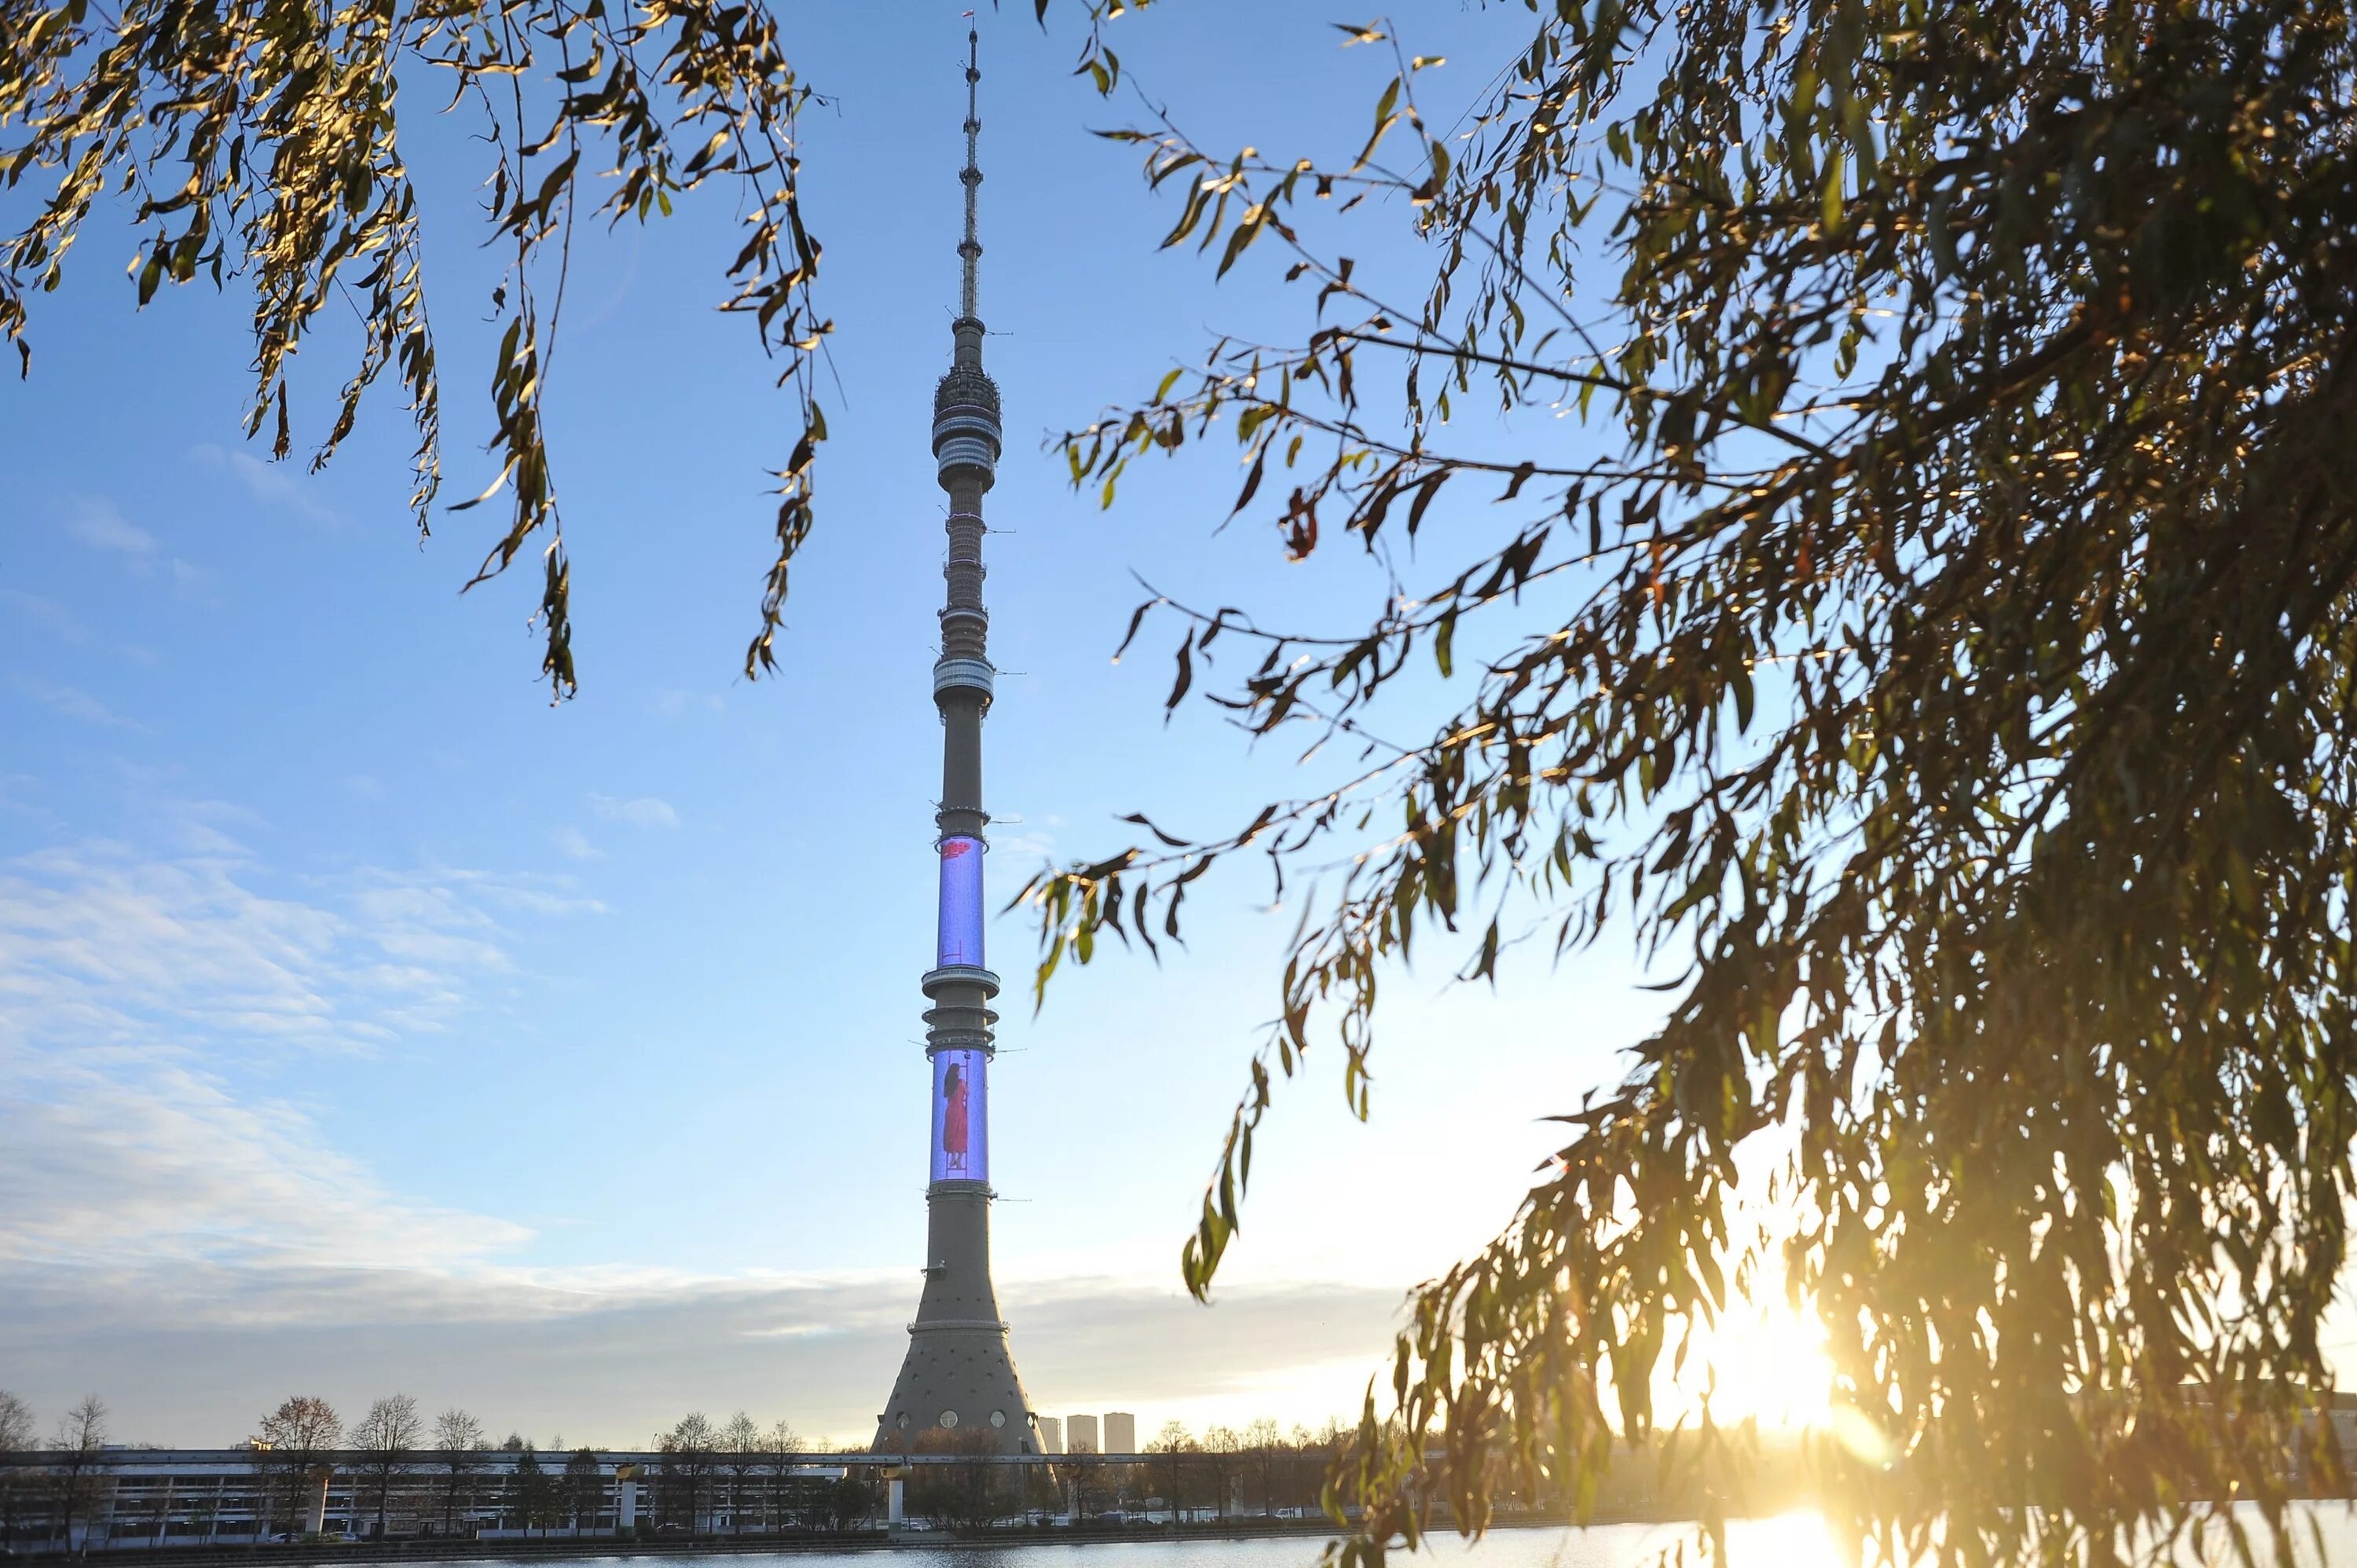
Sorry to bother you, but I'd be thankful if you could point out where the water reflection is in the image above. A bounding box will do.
[424,1504,2357,1568]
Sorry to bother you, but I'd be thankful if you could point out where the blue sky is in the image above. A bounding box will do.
[0,2,1678,1448]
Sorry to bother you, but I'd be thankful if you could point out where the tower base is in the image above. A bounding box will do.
[872,1184,1036,1454]
[873,1320,1034,1454]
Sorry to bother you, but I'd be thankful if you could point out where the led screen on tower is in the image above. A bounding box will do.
[937,834,984,968]
[931,1046,988,1184]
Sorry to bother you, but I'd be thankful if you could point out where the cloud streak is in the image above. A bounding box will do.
[59,496,209,588]
[10,676,147,731]
[0,1253,1402,1449]
[0,819,640,1434]
[5,849,503,1054]
[189,443,339,524]
[64,497,156,558]
[589,793,679,830]
[0,1053,531,1273]
[550,824,603,860]
[0,588,89,644]
[0,830,605,1054]
[652,690,725,717]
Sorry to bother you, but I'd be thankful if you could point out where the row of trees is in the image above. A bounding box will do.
[0,1394,108,1551]
[900,1416,1363,1533]
[0,1391,500,1547]
[4,1391,1441,1544]
[1001,1416,1787,1535]
[641,1410,863,1536]
[240,1396,852,1539]
[1135,1418,1349,1522]
[0,1390,878,1547]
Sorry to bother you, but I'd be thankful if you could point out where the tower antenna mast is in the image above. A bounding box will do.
[871,20,1038,1460]
[959,25,982,322]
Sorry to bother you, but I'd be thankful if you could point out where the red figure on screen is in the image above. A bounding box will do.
[941,1061,970,1171]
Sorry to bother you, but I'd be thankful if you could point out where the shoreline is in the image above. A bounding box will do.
[12,1513,1656,1567]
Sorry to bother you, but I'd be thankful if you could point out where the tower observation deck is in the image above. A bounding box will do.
[872,26,1037,1457]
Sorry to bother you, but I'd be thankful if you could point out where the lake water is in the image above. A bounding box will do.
[425,1508,2357,1568]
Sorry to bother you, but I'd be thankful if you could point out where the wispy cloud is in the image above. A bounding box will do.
[0,827,597,1427]
[11,676,146,732]
[188,442,338,525]
[652,689,726,717]
[992,826,1058,863]
[58,496,210,588]
[2,844,367,1052]
[0,1053,532,1273]
[0,812,741,1445]
[588,793,679,830]
[64,497,156,558]
[0,836,596,1059]
[550,824,603,861]
[153,797,265,857]
[0,1247,1401,1448]
[1,588,90,646]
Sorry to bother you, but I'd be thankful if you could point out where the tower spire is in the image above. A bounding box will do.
[873,18,1034,1461]
[959,26,983,324]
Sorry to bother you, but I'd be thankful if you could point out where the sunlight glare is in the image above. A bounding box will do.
[1677,1299,1837,1430]
[1735,1511,1842,1568]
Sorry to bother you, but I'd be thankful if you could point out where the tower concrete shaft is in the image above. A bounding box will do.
[873,27,1036,1458]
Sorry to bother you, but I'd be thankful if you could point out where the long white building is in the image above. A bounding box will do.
[0,1448,853,1552]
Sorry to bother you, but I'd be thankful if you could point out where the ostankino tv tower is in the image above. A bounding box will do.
[871,24,1039,1457]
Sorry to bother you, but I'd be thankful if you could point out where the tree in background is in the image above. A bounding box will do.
[0,1393,29,1453]
[529,1457,566,1537]
[1198,1425,1240,1524]
[1144,1421,1200,1525]
[906,1427,1015,1535]
[507,1446,544,1536]
[1304,1421,1351,1518]
[430,1409,482,1537]
[719,1410,761,1535]
[762,1420,805,1533]
[1020,1457,1061,1526]
[805,1474,877,1535]
[563,1449,602,1536]
[0,1391,35,1553]
[656,1412,716,1536]
[49,1395,107,1552]
[251,1397,339,1541]
[1237,1418,1284,1519]
[351,1394,421,1540]
[506,1444,568,1538]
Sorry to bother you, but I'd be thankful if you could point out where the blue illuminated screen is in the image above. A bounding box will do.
[937,835,984,968]
[931,1047,988,1184]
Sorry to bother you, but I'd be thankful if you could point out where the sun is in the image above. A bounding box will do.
[1672,1298,1838,1430]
